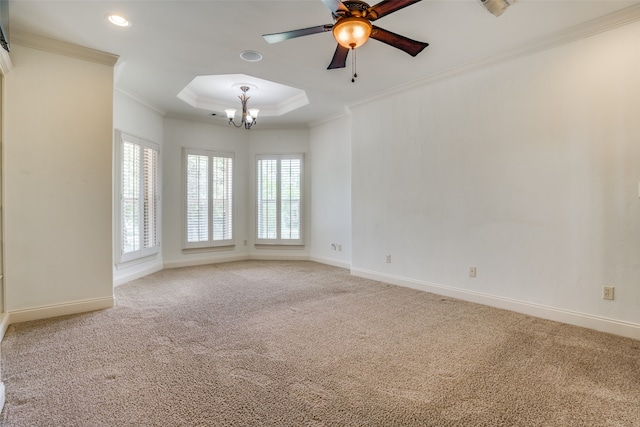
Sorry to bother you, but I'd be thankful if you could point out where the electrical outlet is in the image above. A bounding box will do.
[469,267,477,278]
[603,286,615,300]
[338,244,342,252]
[386,255,391,264]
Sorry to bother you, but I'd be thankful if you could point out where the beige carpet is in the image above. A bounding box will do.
[1,260,639,426]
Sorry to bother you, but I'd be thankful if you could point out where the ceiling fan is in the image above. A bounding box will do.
[262,0,429,71]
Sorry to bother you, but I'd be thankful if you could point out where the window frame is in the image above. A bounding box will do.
[116,130,160,264]
[256,153,304,246]
[183,148,235,249]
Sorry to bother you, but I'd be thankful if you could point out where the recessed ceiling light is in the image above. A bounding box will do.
[240,50,263,62]
[107,14,131,27]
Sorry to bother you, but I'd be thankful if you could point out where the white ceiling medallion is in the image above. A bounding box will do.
[232,83,258,92]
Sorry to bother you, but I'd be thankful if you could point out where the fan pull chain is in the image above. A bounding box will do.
[351,47,358,83]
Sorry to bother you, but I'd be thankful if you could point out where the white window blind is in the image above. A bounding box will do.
[280,158,301,240]
[212,156,233,241]
[122,141,140,255]
[257,158,278,240]
[143,147,159,250]
[186,153,209,244]
[184,149,234,248]
[256,154,303,245]
[118,131,160,263]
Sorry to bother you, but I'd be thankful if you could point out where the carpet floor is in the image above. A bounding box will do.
[1,260,639,426]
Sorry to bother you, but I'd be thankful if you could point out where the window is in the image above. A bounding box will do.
[256,154,303,245]
[184,149,234,248]
[117,131,160,263]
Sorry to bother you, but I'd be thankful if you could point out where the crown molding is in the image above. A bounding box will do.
[11,30,119,66]
[310,107,351,128]
[273,91,310,116]
[164,112,310,130]
[164,111,229,127]
[349,3,640,109]
[115,86,167,116]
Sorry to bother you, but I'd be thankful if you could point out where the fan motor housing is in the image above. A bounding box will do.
[342,1,370,15]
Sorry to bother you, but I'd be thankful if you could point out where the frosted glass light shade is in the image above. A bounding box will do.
[248,108,260,119]
[225,109,236,119]
[333,17,372,49]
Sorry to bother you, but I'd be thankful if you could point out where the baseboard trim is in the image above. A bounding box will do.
[164,255,251,270]
[7,296,116,325]
[0,313,9,341]
[0,382,5,416]
[249,254,310,262]
[165,254,348,270]
[309,256,351,270]
[114,262,164,287]
[164,254,352,270]
[351,267,640,341]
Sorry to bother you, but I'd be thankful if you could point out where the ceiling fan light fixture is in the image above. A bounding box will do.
[332,17,372,49]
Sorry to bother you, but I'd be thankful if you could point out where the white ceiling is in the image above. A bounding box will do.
[8,0,640,128]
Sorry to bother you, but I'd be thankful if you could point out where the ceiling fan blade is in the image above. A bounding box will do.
[367,0,422,20]
[370,25,428,57]
[321,0,349,15]
[327,44,350,69]
[263,24,333,44]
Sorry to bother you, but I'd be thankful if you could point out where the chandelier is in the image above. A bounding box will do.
[225,86,259,130]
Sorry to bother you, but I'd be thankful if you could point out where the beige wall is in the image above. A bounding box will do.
[4,44,114,314]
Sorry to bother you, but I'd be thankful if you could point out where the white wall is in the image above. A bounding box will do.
[349,21,640,338]
[249,128,311,260]
[113,90,165,285]
[4,44,114,316]
[309,116,351,268]
[162,118,251,267]
[114,90,164,145]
